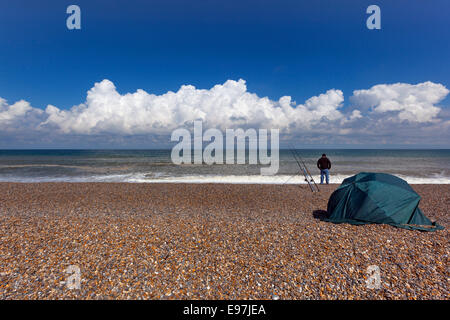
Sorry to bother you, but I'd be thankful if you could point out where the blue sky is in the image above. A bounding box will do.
[0,0,449,148]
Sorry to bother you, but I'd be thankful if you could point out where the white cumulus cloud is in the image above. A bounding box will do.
[42,79,345,134]
[350,81,449,123]
[0,79,449,147]
[0,98,44,132]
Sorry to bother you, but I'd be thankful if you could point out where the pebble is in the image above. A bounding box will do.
[0,182,447,299]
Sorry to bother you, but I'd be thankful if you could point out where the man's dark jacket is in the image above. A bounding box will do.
[317,157,331,170]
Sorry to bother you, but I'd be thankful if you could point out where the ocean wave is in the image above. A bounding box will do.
[127,174,450,184]
[2,173,447,184]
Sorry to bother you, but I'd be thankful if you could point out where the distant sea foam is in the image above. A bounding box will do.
[0,173,448,184]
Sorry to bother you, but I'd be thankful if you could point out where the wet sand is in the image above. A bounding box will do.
[0,183,448,299]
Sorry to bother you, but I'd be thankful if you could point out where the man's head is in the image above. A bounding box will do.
[322,153,326,157]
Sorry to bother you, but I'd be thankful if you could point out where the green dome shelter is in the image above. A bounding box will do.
[326,172,443,231]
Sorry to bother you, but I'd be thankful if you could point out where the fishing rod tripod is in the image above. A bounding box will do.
[289,146,320,193]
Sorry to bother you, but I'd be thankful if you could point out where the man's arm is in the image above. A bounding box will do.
[327,159,331,169]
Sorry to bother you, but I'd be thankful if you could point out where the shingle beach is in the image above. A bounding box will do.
[0,183,448,299]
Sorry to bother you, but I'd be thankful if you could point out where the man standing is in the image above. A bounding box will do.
[317,153,331,184]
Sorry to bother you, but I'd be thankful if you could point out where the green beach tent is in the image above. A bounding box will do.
[326,172,443,231]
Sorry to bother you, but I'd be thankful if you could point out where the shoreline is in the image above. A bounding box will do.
[0,182,448,299]
[1,179,449,184]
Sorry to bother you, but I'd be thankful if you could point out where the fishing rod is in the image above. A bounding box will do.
[289,148,313,192]
[289,145,319,192]
[292,147,320,192]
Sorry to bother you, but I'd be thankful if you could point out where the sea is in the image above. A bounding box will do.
[0,149,449,184]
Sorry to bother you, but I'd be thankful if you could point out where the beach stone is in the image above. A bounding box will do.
[0,183,447,299]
